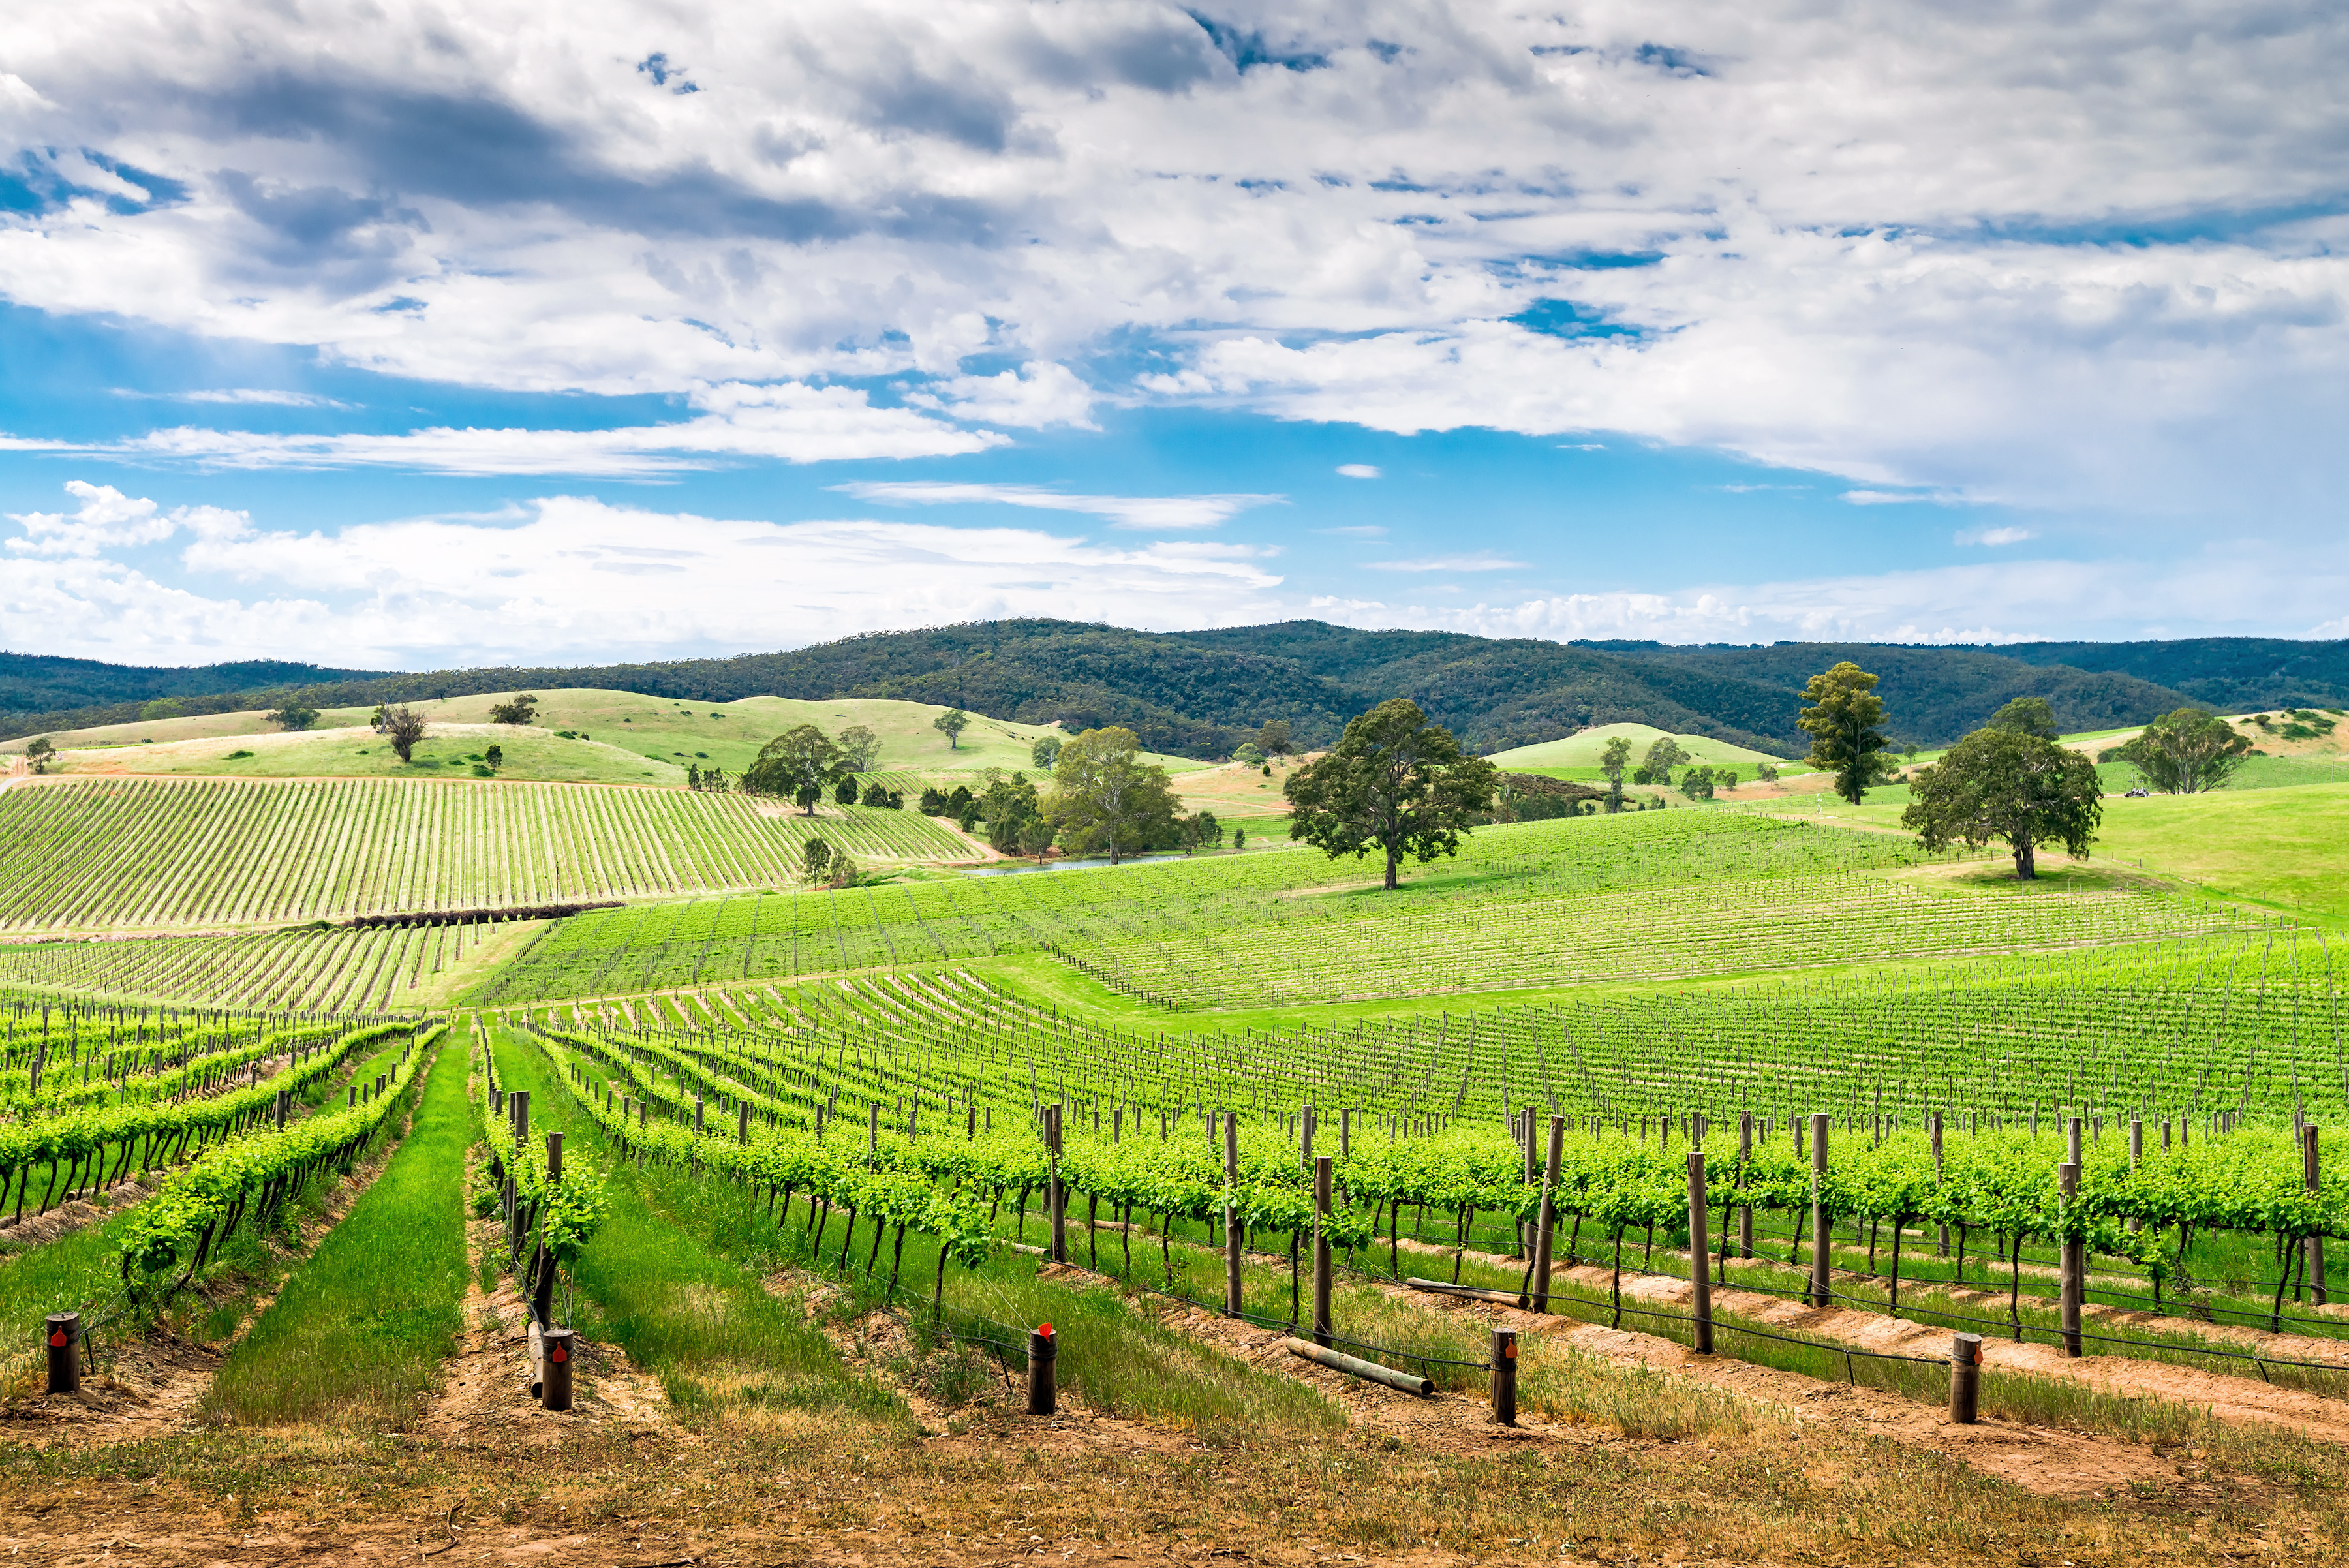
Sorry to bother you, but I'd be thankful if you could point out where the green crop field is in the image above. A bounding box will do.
[9,696,2349,1568]
[0,773,977,934]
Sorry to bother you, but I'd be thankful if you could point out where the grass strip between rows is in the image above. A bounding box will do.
[202,1036,468,1426]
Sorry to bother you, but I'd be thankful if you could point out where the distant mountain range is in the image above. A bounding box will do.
[7,623,2345,758]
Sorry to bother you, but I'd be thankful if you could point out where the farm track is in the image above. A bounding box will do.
[420,1141,666,1444]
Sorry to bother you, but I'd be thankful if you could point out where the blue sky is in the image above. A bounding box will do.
[4,1,2346,669]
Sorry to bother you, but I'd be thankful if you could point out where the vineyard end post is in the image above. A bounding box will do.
[541,1326,574,1411]
[1223,1113,1243,1317]
[1026,1324,1058,1415]
[2306,1126,2327,1306]
[1490,1328,1518,1426]
[1530,1116,1564,1312]
[1312,1155,1334,1347]
[1932,1112,1949,1255]
[547,1131,562,1184]
[1738,1112,1755,1259]
[1809,1113,1831,1308]
[1948,1331,1981,1423]
[1687,1151,1713,1353]
[2057,1161,2083,1357]
[45,1313,79,1395]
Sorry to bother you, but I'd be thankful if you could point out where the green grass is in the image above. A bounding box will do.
[534,1032,1345,1438]
[202,1037,470,1426]
[14,688,1207,780]
[1488,723,1789,771]
[487,1028,912,1426]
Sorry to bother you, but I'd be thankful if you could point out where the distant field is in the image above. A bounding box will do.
[1488,722,1790,771]
[4,687,1206,780]
[0,774,977,933]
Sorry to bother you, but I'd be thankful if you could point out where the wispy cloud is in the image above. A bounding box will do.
[1335,463,1382,478]
[1315,525,1387,538]
[1366,551,1529,572]
[1840,489,1971,506]
[2,384,1001,476]
[831,480,1283,530]
[1956,525,2037,546]
[112,388,359,410]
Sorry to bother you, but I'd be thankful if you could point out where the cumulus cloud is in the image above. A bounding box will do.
[0,0,2344,514]
[0,486,1288,665]
[831,480,1281,529]
[6,480,248,556]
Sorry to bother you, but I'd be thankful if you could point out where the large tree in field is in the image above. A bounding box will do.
[383,705,427,763]
[835,724,880,772]
[1903,726,2102,880]
[1799,661,1889,805]
[1283,699,1499,890]
[2118,707,2252,794]
[745,724,846,814]
[1046,726,1178,864]
[1599,734,1631,813]
[933,707,970,750]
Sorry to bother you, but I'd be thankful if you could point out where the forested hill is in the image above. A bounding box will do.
[6,623,2342,758]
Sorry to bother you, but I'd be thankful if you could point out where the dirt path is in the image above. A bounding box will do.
[1547,1261,2349,1446]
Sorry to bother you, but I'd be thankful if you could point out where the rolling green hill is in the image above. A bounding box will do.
[8,621,2339,761]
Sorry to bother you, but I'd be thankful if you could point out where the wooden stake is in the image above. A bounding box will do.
[1687,1151,1713,1354]
[1223,1112,1243,1317]
[1026,1325,1057,1415]
[1531,1116,1564,1311]
[1948,1330,1981,1423]
[1312,1156,1334,1347]
[1490,1329,1518,1426]
[1809,1113,1832,1308]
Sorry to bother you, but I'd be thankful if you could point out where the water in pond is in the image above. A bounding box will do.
[963,853,1187,876]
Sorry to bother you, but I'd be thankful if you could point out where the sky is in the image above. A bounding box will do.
[3,0,2346,671]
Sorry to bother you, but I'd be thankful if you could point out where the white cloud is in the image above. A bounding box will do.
[1957,525,2037,546]
[1366,552,1529,572]
[5,480,249,557]
[1842,489,1971,506]
[904,361,1098,429]
[0,489,1288,666]
[3,383,1003,475]
[0,0,2344,517]
[1335,463,1381,479]
[1314,525,1385,538]
[179,389,358,409]
[831,480,1282,530]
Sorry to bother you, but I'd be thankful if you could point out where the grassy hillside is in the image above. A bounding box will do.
[5,688,1197,782]
[1488,722,1787,773]
[14,620,2320,758]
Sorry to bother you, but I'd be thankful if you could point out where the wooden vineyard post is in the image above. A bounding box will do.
[1530,1115,1563,1312]
[2058,1158,2083,1357]
[1809,1114,1831,1308]
[1932,1113,1948,1255]
[1340,1107,1351,1158]
[1738,1113,1755,1259]
[46,1313,79,1395]
[1047,1105,1067,1265]
[514,1090,529,1147]
[1026,1323,1057,1415]
[541,1327,574,1411]
[738,1103,751,1144]
[1687,1151,1713,1353]
[1518,1115,1537,1255]
[1223,1113,1244,1317]
[1948,1331,1982,1424]
[1490,1328,1518,1426]
[2307,1126,2327,1305]
[1312,1156,1334,1347]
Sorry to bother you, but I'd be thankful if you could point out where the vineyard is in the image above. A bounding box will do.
[473,811,2250,1006]
[7,758,2349,1567]
[0,775,975,934]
